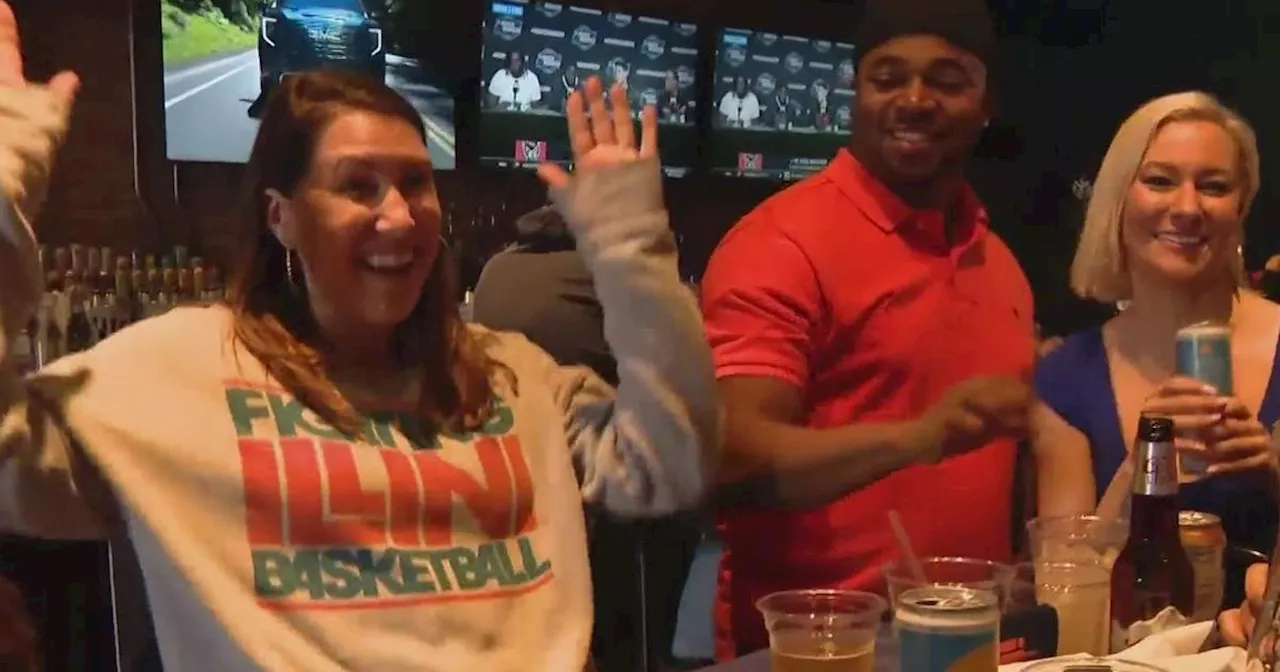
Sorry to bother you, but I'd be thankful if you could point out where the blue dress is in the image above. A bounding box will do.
[1035,327,1279,607]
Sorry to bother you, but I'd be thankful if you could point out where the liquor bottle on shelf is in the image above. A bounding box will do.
[129,251,145,306]
[96,247,114,300]
[113,256,134,323]
[18,244,232,369]
[10,314,34,373]
[52,246,68,278]
[1109,414,1195,650]
[65,284,93,354]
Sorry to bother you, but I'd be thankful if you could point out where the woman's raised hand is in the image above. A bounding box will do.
[537,76,656,191]
[0,1,78,221]
[0,2,77,104]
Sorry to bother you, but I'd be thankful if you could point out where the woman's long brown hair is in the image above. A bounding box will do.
[224,70,501,438]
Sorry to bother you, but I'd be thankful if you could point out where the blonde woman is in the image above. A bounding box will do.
[1031,92,1278,609]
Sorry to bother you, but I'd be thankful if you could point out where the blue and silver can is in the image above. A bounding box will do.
[895,586,999,672]
[1175,322,1234,396]
[1175,322,1233,477]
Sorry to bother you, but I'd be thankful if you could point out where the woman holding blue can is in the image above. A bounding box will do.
[1030,92,1279,610]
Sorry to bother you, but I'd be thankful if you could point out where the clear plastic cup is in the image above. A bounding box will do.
[1027,515,1128,569]
[1012,560,1113,656]
[882,556,1015,612]
[1020,657,1169,672]
[756,589,886,672]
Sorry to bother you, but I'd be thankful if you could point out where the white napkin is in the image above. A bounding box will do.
[998,622,1247,672]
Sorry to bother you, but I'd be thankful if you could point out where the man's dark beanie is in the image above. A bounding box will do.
[515,205,569,242]
[854,0,997,68]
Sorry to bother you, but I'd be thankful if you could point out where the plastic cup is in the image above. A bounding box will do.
[1012,560,1113,656]
[756,589,886,671]
[882,556,1015,612]
[1027,515,1128,569]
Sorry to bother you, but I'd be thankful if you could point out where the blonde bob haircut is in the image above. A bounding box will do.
[1070,91,1260,303]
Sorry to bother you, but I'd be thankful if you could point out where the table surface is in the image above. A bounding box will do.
[698,627,899,672]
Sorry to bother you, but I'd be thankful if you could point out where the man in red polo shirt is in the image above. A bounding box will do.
[701,0,1037,659]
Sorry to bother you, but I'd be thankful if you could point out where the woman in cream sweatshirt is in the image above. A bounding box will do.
[0,3,718,669]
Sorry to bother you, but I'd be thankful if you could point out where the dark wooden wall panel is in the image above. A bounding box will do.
[17,0,155,248]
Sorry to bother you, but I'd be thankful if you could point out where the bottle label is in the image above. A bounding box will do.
[1134,442,1178,496]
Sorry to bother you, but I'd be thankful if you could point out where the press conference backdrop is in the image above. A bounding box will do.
[708,28,855,180]
[478,1,702,177]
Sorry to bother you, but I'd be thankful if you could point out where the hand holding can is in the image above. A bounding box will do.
[1139,377,1226,480]
[1173,322,1234,477]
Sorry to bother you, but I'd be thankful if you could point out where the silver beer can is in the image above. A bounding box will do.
[1175,322,1233,476]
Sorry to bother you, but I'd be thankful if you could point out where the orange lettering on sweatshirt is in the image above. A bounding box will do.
[239,439,285,545]
[238,435,539,549]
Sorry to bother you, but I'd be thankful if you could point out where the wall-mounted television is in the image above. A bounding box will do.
[478,1,701,178]
[707,28,855,180]
[160,0,456,168]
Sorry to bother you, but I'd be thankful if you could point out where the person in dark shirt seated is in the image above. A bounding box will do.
[472,204,698,672]
[768,89,797,130]
[472,205,615,384]
[559,65,582,114]
[659,70,690,124]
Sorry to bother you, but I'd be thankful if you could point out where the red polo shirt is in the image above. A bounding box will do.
[701,149,1035,659]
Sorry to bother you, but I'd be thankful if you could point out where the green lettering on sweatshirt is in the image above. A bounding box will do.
[251,536,553,605]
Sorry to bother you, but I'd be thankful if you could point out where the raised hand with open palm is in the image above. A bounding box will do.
[0,0,78,221]
[0,2,77,99]
[537,76,657,191]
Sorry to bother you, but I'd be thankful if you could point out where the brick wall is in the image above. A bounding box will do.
[16,0,155,248]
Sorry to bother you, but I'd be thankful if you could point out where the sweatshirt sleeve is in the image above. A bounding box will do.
[0,84,113,539]
[546,159,720,517]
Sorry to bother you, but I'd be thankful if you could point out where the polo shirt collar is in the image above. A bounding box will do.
[826,149,988,247]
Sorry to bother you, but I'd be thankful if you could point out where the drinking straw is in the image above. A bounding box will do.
[888,510,927,583]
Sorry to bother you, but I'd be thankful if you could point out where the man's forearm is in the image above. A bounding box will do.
[714,416,933,511]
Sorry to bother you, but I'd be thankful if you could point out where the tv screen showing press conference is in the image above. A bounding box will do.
[478,1,701,177]
[708,28,855,180]
[160,0,456,169]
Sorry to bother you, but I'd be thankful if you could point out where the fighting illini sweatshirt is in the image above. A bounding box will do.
[0,83,718,670]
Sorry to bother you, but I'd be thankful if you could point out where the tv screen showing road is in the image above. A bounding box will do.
[478,1,701,177]
[161,0,456,168]
[708,28,855,181]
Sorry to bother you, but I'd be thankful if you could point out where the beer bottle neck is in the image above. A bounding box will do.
[1131,440,1178,496]
[1129,439,1180,540]
[1130,493,1181,540]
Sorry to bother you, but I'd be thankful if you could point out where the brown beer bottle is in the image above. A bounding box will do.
[1109,415,1194,649]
